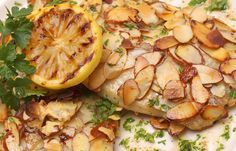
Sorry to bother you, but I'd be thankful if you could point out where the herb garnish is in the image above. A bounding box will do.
[221,124,230,140]
[48,0,63,6]
[207,0,229,11]
[188,0,207,6]
[160,27,169,36]
[229,89,236,99]
[0,6,46,109]
[148,97,171,111]
[134,128,164,143]
[91,97,117,125]
[178,134,205,151]
[148,97,160,107]
[123,22,137,30]
[123,117,135,131]
[216,142,224,151]
[119,137,130,149]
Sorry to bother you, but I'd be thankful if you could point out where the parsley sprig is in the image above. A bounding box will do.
[0,6,46,109]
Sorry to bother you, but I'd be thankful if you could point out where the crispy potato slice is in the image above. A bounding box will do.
[163,80,185,100]
[141,52,164,65]
[72,133,90,151]
[107,52,121,66]
[168,47,185,64]
[88,64,106,90]
[190,6,207,23]
[98,126,115,141]
[3,122,20,151]
[219,30,236,44]
[220,59,236,74]
[135,65,155,99]
[156,59,180,89]
[201,105,227,120]
[173,25,193,43]
[193,65,223,84]
[207,30,225,46]
[41,121,63,136]
[167,101,202,121]
[46,101,80,122]
[136,3,159,24]
[176,45,204,64]
[210,84,226,97]
[168,122,185,136]
[150,118,169,130]
[106,6,137,23]
[191,76,210,104]
[200,45,229,61]
[123,79,140,105]
[104,48,127,79]
[191,21,224,48]
[90,138,113,151]
[154,36,179,50]
[180,66,198,83]
[134,56,149,75]
[44,139,62,151]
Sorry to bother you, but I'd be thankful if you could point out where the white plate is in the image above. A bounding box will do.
[0,0,236,151]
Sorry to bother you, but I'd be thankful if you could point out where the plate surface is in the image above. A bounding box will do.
[0,0,236,151]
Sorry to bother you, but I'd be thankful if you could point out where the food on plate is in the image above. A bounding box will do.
[0,0,236,151]
[0,89,120,150]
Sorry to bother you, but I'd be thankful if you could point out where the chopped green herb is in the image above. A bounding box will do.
[178,67,184,74]
[160,27,169,36]
[229,90,236,99]
[89,5,97,12]
[178,134,205,151]
[160,104,171,112]
[14,1,22,6]
[123,22,137,30]
[104,39,109,46]
[119,137,130,149]
[8,117,15,123]
[150,24,158,30]
[207,0,229,11]
[134,128,164,143]
[91,98,117,125]
[48,0,63,6]
[123,117,135,131]
[216,143,224,151]
[0,133,4,140]
[188,0,207,6]
[233,127,236,132]
[221,124,230,140]
[158,140,166,145]
[114,48,124,56]
[148,97,160,107]
[69,0,78,4]
[136,120,149,127]
[0,6,46,109]
[142,36,151,40]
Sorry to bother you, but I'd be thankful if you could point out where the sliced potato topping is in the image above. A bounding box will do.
[191,76,210,104]
[175,45,204,64]
[105,6,137,23]
[167,101,202,121]
[163,80,185,101]
[123,79,140,105]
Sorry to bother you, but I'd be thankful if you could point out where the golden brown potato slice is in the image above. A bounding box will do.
[167,101,202,121]
[123,79,140,105]
[154,36,179,50]
[191,76,210,104]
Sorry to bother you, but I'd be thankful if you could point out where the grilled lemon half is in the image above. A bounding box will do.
[25,4,102,90]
